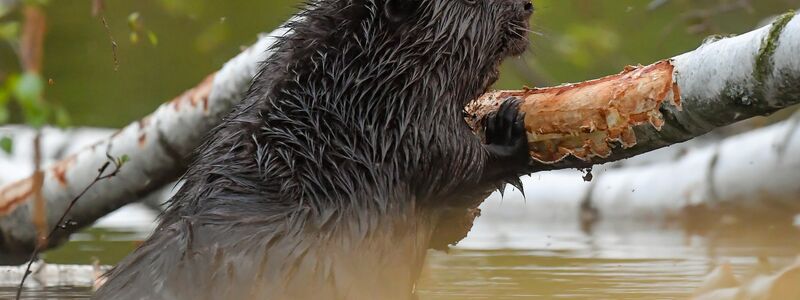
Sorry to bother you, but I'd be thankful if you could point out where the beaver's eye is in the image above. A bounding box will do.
[462,0,478,5]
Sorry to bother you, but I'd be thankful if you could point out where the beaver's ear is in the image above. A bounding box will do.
[384,0,418,22]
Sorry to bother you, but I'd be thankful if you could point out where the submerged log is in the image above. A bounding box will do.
[0,260,109,288]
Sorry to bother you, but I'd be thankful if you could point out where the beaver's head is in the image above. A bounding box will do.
[382,0,534,55]
[284,0,533,104]
[377,0,535,98]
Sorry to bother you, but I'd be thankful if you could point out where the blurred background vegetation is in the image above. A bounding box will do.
[0,0,797,128]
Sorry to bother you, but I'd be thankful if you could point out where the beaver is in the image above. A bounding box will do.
[94,0,534,299]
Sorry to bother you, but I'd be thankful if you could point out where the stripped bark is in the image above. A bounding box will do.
[0,12,799,260]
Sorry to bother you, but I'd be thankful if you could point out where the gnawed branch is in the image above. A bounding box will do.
[467,12,800,171]
[466,60,680,164]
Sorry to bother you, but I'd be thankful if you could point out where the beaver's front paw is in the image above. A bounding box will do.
[485,97,529,166]
[482,97,531,194]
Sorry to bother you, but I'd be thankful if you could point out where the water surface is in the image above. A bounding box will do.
[2,205,798,299]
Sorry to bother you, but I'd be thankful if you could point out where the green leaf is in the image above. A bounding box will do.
[0,136,12,155]
[12,72,48,127]
[13,72,44,103]
[22,104,48,127]
[118,154,130,167]
[127,12,141,30]
[147,30,158,46]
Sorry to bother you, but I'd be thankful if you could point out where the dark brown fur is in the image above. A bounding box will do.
[95,0,534,299]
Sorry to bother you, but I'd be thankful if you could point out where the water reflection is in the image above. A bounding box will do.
[1,212,798,299]
[418,218,800,299]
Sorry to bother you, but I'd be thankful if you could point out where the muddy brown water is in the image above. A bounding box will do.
[1,215,798,299]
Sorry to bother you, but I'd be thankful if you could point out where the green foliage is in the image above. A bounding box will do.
[12,72,44,105]
[0,2,66,129]
[127,12,158,46]
[127,11,141,28]
[119,154,130,166]
[147,31,159,46]
[0,135,11,154]
[0,71,68,128]
[9,72,47,127]
[128,12,141,44]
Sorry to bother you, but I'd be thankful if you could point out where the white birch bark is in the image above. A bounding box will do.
[0,126,115,184]
[586,113,800,220]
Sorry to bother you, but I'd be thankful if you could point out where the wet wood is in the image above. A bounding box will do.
[466,60,678,164]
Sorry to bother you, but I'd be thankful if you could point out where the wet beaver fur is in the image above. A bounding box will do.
[95,0,534,299]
